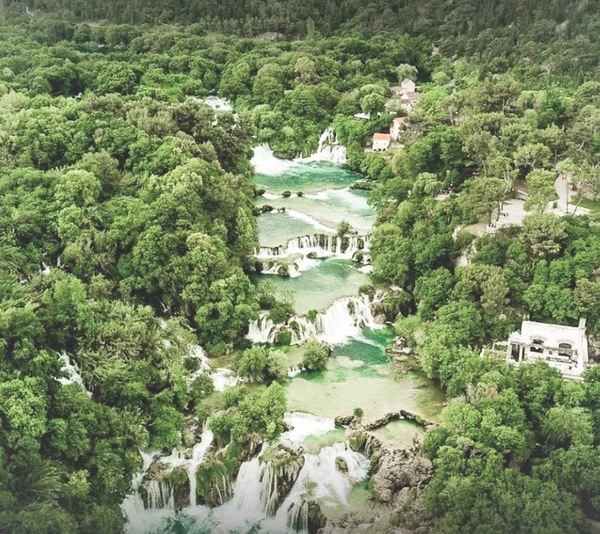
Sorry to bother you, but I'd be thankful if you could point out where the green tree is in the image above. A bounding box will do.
[302,337,330,371]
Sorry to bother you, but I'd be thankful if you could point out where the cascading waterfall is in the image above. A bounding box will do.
[255,233,372,278]
[122,451,165,534]
[56,352,90,394]
[246,293,383,346]
[263,441,370,532]
[256,233,371,260]
[251,144,298,176]
[247,311,276,344]
[281,412,336,443]
[296,127,347,164]
[186,344,239,392]
[189,429,214,507]
[145,479,175,509]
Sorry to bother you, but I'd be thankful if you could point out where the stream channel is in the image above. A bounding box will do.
[121,140,445,533]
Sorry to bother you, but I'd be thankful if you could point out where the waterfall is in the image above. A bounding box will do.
[255,233,372,277]
[281,413,336,444]
[122,450,166,534]
[215,450,266,529]
[56,352,90,394]
[259,461,279,516]
[145,479,175,509]
[315,294,377,345]
[193,96,233,112]
[247,312,276,343]
[189,429,214,507]
[251,144,298,176]
[247,293,383,346]
[296,127,347,165]
[210,368,240,391]
[262,441,370,532]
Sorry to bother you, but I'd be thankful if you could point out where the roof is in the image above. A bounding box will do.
[373,133,391,141]
[403,92,421,101]
[401,78,414,85]
[393,117,406,124]
[353,112,371,120]
[390,86,403,93]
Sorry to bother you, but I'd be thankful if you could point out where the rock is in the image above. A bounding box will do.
[372,447,433,504]
[391,486,434,532]
[335,456,348,472]
[335,415,354,427]
[307,500,327,534]
[348,431,367,452]
[374,313,387,324]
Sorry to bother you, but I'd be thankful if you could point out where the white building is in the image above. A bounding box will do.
[390,117,406,141]
[372,133,391,151]
[400,78,416,93]
[391,78,416,95]
[506,319,589,380]
[401,92,421,112]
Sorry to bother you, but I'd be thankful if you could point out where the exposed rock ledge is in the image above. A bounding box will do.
[335,408,435,430]
[333,413,436,533]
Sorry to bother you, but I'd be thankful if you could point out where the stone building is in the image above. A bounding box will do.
[506,318,589,380]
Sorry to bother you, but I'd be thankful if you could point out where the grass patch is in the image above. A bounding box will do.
[570,196,600,212]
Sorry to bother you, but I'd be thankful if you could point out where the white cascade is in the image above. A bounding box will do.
[189,428,214,507]
[210,368,240,391]
[56,352,90,394]
[315,294,378,345]
[145,479,175,509]
[251,144,297,176]
[186,344,237,392]
[122,451,167,534]
[247,312,276,344]
[297,127,347,164]
[247,294,382,347]
[255,233,371,259]
[212,450,266,531]
[263,441,370,532]
[281,412,336,444]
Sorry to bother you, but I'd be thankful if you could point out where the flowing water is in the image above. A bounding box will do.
[122,135,444,532]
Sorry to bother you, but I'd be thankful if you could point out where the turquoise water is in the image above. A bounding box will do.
[256,189,375,235]
[331,327,396,366]
[124,149,445,534]
[257,211,333,248]
[254,162,363,194]
[252,259,369,314]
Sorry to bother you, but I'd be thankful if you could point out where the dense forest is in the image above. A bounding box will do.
[0,0,600,532]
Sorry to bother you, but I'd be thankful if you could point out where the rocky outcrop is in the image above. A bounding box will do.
[335,456,348,472]
[371,437,433,503]
[335,414,436,533]
[335,409,434,431]
[391,486,434,533]
[307,500,327,534]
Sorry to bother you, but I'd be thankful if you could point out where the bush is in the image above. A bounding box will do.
[302,337,329,371]
[275,330,292,345]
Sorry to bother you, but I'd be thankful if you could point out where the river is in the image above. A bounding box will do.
[121,139,444,533]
